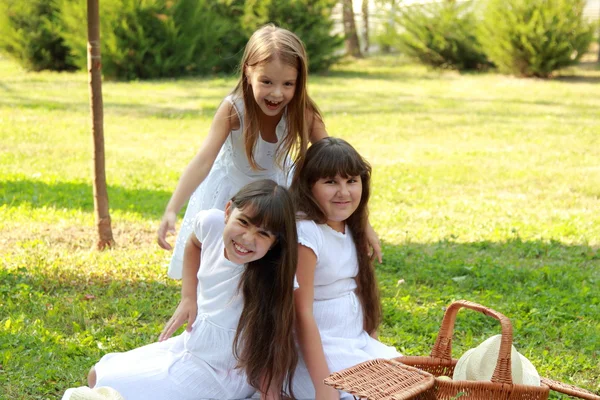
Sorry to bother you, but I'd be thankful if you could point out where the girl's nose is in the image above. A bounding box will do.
[338,183,350,196]
[242,230,255,243]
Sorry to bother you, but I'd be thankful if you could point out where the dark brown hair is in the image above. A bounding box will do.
[230,179,298,398]
[290,137,381,335]
[232,24,323,172]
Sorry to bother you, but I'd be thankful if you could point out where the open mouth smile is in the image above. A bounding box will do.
[233,240,252,255]
[265,99,282,110]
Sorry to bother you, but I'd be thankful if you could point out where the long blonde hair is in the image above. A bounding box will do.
[232,24,323,171]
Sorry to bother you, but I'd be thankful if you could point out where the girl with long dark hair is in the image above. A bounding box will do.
[290,138,401,399]
[83,180,298,400]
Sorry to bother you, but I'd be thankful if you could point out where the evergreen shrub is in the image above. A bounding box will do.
[393,0,490,71]
[479,0,594,77]
[60,0,246,80]
[0,0,77,71]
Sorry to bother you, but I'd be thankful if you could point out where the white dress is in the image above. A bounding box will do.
[89,209,255,400]
[292,220,401,400]
[169,94,292,279]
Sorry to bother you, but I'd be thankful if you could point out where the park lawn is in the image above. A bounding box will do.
[1,53,599,399]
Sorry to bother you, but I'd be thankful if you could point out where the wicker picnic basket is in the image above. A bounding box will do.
[325,300,600,400]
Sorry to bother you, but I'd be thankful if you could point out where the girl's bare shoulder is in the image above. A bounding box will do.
[215,98,241,132]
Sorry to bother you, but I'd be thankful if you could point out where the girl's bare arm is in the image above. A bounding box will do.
[159,234,201,340]
[157,102,235,249]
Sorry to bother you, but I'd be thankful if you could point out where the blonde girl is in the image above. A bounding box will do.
[84,180,298,400]
[157,24,327,279]
[290,138,400,400]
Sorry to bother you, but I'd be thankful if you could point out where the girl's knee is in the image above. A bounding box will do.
[87,365,97,388]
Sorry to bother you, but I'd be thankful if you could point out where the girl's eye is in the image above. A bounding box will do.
[348,178,358,183]
[285,82,295,87]
[237,218,248,226]
[259,231,272,238]
[261,80,271,85]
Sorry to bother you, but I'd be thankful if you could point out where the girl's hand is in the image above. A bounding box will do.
[159,297,197,341]
[366,222,382,263]
[157,211,177,250]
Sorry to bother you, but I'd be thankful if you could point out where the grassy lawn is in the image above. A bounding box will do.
[1,53,599,399]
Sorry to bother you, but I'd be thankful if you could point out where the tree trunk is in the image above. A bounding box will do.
[381,0,397,54]
[362,0,369,54]
[87,0,114,250]
[342,0,362,57]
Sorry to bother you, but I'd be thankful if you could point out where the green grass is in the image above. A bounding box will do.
[1,53,599,399]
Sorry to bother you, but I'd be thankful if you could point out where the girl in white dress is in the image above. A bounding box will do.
[290,138,401,400]
[83,180,299,400]
[156,24,328,279]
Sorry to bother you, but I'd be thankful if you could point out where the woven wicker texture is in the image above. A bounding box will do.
[324,358,435,400]
[540,378,600,400]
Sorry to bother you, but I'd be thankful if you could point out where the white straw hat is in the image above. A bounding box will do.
[452,334,540,386]
[62,386,125,400]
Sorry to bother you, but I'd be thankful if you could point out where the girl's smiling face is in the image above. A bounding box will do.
[311,174,362,233]
[222,202,276,264]
[246,58,298,118]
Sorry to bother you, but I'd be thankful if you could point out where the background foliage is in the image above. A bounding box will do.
[390,0,490,71]
[0,0,77,71]
[478,0,595,77]
[60,0,246,80]
[0,0,341,80]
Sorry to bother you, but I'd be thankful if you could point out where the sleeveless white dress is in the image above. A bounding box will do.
[292,220,402,400]
[85,210,256,400]
[169,95,292,279]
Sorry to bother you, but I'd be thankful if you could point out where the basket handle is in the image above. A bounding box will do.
[430,300,514,385]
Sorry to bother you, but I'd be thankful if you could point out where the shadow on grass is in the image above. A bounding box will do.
[0,96,221,119]
[1,179,170,219]
[315,68,442,82]
[0,77,226,119]
[554,75,600,84]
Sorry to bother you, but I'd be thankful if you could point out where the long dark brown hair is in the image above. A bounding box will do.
[230,179,298,398]
[290,137,381,335]
[232,24,323,172]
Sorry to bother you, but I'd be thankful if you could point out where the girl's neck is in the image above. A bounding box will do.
[258,111,283,143]
[326,220,346,234]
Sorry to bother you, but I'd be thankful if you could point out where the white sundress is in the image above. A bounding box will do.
[292,220,402,400]
[169,94,292,279]
[87,210,256,400]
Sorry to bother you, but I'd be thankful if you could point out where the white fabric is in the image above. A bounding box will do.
[293,220,401,400]
[93,210,255,400]
[62,386,124,400]
[297,220,358,300]
[169,95,292,279]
